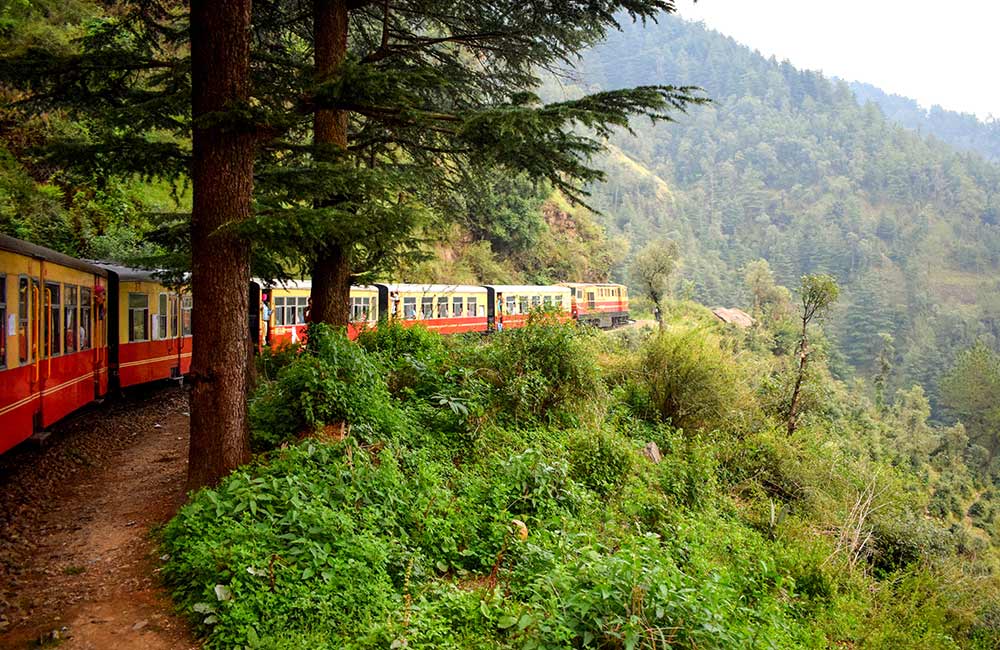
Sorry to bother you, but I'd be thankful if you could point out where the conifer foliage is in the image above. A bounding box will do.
[252,0,708,324]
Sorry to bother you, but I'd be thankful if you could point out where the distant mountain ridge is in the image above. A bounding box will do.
[846,80,1000,162]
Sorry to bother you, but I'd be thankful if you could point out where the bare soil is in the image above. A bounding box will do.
[0,384,198,649]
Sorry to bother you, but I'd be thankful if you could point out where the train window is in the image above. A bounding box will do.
[45,282,61,357]
[532,296,541,308]
[273,297,285,325]
[181,295,193,336]
[0,274,5,368]
[420,297,433,319]
[437,297,448,318]
[452,297,463,317]
[18,277,29,364]
[587,292,596,310]
[128,292,149,342]
[156,293,168,340]
[555,295,564,309]
[294,297,308,324]
[80,287,92,350]
[64,285,78,353]
[403,297,416,319]
[543,295,552,307]
[350,296,371,322]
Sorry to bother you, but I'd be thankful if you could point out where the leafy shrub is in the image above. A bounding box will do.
[504,533,812,649]
[248,324,403,450]
[254,341,302,381]
[650,428,716,509]
[870,510,956,574]
[640,327,755,432]
[567,428,635,496]
[357,319,446,362]
[461,315,604,427]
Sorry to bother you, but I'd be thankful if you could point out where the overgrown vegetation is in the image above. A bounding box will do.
[163,314,1000,649]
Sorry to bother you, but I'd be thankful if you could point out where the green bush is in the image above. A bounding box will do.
[567,428,635,497]
[640,326,756,433]
[248,324,403,451]
[357,319,446,362]
[461,315,605,427]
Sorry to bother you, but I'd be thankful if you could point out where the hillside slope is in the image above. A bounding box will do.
[568,15,1000,410]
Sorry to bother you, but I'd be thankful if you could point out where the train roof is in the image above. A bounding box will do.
[0,234,109,277]
[379,283,487,294]
[558,282,625,288]
[485,284,570,293]
[257,279,378,292]
[91,262,172,283]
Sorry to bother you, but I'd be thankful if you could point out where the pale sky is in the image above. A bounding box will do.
[679,0,1000,120]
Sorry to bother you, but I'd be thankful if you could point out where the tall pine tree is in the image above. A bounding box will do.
[249,0,707,324]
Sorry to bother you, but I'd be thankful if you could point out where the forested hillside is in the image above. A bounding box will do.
[564,16,1000,413]
[848,81,1000,162]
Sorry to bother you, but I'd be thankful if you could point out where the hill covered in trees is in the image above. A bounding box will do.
[558,15,1000,416]
[847,81,1000,162]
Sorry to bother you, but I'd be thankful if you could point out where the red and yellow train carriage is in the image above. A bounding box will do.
[100,264,192,388]
[0,235,109,453]
[375,283,489,334]
[484,284,572,330]
[561,282,630,328]
[259,281,380,346]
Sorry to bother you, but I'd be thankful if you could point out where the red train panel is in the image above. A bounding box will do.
[118,338,191,388]
[0,364,39,453]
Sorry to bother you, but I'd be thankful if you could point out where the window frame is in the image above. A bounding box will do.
[64,284,78,354]
[156,292,168,340]
[181,295,193,336]
[128,292,150,342]
[0,274,6,368]
[452,296,463,318]
[44,281,61,357]
[80,286,92,351]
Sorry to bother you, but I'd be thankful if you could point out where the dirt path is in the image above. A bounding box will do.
[0,385,198,650]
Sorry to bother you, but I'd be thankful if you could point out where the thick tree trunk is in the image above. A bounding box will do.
[187,0,254,489]
[311,244,353,327]
[310,0,353,327]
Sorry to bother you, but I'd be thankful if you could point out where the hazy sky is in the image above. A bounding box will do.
[678,0,999,119]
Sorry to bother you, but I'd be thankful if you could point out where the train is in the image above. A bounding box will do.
[259,281,630,347]
[0,233,629,454]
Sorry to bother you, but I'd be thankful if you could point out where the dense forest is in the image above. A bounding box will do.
[549,16,1000,418]
[848,81,1000,162]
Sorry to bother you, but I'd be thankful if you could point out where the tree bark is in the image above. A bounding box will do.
[187,0,254,489]
[311,0,353,327]
[311,243,353,326]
